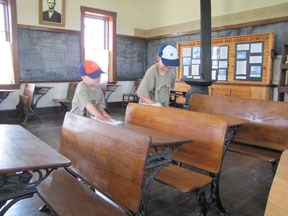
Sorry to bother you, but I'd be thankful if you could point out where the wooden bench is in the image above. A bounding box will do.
[53,82,78,113]
[37,112,151,216]
[265,150,288,216]
[188,94,288,170]
[125,103,229,215]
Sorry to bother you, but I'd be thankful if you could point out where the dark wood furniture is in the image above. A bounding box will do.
[53,82,78,113]
[0,124,71,215]
[265,150,288,216]
[189,94,288,171]
[122,79,141,107]
[125,103,229,215]
[16,83,42,123]
[278,45,288,101]
[16,83,53,123]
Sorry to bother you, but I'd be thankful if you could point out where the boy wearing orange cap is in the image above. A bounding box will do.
[70,60,111,121]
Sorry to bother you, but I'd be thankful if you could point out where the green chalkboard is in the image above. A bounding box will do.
[18,29,81,82]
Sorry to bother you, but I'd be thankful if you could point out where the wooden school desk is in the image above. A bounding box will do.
[218,115,248,152]
[104,83,121,113]
[0,90,15,104]
[120,122,192,214]
[0,124,71,215]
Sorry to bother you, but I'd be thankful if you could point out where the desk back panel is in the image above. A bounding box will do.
[60,112,150,213]
[125,103,228,173]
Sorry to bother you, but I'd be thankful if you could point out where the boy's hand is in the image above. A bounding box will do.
[103,111,112,120]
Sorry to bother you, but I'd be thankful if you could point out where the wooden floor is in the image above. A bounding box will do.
[3,106,273,216]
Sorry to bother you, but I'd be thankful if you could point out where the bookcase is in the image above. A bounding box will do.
[177,33,275,100]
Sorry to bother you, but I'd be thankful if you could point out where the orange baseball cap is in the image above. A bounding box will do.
[78,60,105,79]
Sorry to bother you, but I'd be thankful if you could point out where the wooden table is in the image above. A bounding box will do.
[0,124,71,214]
[121,123,192,214]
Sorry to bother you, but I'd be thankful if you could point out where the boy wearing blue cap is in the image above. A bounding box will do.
[136,44,180,107]
[70,60,111,121]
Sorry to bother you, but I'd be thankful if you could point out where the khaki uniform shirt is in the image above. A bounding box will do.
[70,81,105,117]
[137,63,175,107]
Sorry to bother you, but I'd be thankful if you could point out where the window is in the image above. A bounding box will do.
[81,6,117,83]
[0,0,19,88]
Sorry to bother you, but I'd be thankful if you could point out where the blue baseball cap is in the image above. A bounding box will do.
[157,44,180,67]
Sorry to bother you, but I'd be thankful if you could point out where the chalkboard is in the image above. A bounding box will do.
[18,29,81,82]
[116,37,147,81]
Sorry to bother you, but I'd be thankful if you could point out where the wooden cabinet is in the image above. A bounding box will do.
[209,84,272,100]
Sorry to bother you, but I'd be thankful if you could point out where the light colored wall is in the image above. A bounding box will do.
[16,0,288,35]
[140,0,288,30]
[16,0,145,35]
[2,0,286,111]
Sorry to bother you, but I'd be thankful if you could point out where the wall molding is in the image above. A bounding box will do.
[134,3,288,39]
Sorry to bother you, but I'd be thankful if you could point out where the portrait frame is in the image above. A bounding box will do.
[39,0,65,27]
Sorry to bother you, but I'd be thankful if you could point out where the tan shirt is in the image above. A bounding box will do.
[70,81,105,117]
[137,63,176,107]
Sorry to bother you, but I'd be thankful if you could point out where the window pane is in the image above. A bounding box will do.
[0,42,14,84]
[0,1,15,85]
[0,4,6,39]
[84,16,108,82]
[84,17,105,50]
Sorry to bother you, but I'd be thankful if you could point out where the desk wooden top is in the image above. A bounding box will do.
[122,123,192,147]
[265,150,288,216]
[0,124,71,175]
[217,115,248,127]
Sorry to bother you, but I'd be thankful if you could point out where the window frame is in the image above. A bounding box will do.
[0,0,20,89]
[80,6,117,83]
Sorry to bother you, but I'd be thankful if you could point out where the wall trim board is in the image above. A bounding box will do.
[20,79,80,84]
[117,34,147,41]
[18,24,80,35]
[139,16,288,40]
[18,15,288,41]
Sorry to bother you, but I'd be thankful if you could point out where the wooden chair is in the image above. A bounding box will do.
[16,83,43,124]
[53,82,78,113]
[122,79,141,107]
[125,103,228,215]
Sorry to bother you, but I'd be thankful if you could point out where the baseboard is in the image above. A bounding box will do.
[0,106,60,123]
[0,103,123,123]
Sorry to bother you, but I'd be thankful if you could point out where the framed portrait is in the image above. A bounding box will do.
[39,0,65,27]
